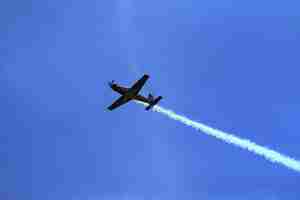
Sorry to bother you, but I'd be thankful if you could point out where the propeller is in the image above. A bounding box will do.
[108,80,115,87]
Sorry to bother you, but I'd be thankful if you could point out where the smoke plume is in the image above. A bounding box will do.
[136,101,300,173]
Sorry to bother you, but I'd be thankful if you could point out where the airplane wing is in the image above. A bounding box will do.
[129,74,149,94]
[107,96,131,111]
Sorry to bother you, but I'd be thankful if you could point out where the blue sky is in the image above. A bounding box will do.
[1,0,300,199]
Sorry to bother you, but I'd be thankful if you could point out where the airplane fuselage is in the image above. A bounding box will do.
[111,84,128,95]
[111,84,137,100]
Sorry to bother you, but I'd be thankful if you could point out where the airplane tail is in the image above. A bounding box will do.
[145,96,163,111]
[148,93,154,101]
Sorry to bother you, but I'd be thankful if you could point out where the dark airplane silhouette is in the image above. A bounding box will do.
[107,74,162,111]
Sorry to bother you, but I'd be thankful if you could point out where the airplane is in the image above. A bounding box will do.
[107,74,162,111]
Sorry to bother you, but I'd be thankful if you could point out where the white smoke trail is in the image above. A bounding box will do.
[136,101,300,173]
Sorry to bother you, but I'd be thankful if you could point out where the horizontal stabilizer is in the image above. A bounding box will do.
[145,96,162,111]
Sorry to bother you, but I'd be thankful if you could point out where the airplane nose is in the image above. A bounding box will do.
[109,80,117,87]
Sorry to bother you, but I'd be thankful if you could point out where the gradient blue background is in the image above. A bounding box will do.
[1,0,300,199]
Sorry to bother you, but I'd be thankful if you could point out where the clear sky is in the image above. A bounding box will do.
[2,0,300,199]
